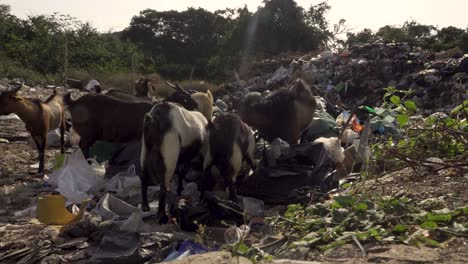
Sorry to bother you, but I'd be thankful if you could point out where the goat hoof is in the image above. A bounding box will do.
[141,204,150,212]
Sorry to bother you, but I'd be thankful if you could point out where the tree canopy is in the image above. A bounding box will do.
[1,1,468,84]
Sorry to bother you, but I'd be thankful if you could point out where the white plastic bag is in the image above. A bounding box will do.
[47,148,105,205]
[105,165,140,199]
[47,128,69,147]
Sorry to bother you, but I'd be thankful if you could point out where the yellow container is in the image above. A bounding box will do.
[36,194,86,225]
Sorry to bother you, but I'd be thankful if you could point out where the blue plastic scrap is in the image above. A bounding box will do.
[162,240,218,262]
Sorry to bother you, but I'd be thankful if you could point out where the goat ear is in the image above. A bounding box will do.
[6,82,23,95]
[293,79,311,98]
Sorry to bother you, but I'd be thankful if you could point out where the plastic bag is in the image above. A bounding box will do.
[47,128,69,147]
[105,165,140,196]
[47,148,105,205]
[266,138,290,165]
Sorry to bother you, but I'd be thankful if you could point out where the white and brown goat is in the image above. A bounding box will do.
[140,101,208,223]
[0,83,66,173]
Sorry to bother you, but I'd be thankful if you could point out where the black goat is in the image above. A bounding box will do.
[201,113,257,201]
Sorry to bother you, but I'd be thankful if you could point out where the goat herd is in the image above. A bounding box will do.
[0,77,317,223]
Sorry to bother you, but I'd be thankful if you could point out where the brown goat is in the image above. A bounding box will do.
[236,78,317,145]
[63,93,153,158]
[0,83,66,173]
[63,83,199,158]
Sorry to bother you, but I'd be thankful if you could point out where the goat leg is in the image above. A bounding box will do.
[246,156,257,172]
[199,164,213,202]
[227,176,237,202]
[38,136,46,174]
[78,137,95,159]
[222,165,238,202]
[176,164,190,196]
[32,136,43,173]
[158,184,169,224]
[141,181,150,212]
[60,114,66,153]
[176,167,184,196]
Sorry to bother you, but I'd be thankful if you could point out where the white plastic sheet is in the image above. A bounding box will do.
[92,193,139,221]
[47,148,105,205]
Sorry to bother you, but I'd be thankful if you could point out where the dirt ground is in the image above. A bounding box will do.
[0,86,467,263]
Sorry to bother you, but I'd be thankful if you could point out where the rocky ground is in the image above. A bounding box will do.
[1,115,467,263]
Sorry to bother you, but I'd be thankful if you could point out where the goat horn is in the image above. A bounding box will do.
[165,80,176,89]
[174,83,190,94]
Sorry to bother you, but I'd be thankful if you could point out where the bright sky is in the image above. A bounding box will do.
[3,0,468,33]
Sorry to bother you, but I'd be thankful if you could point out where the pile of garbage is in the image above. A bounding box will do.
[1,43,467,263]
[215,43,468,114]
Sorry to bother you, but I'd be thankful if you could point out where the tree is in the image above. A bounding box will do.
[433,26,466,51]
[376,25,407,43]
[253,0,313,55]
[346,28,377,46]
[402,20,436,48]
[122,8,228,79]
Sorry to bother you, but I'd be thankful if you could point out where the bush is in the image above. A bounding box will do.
[0,58,60,85]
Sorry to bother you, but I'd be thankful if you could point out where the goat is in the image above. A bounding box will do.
[104,78,155,102]
[0,83,65,173]
[190,89,214,122]
[140,101,208,223]
[63,82,199,158]
[200,113,257,201]
[236,78,317,144]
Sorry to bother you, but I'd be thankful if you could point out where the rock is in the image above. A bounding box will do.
[157,251,251,264]
[269,260,323,264]
[276,245,310,260]
[368,244,439,262]
[319,51,333,60]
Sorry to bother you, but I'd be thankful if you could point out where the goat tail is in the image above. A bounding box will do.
[63,92,75,108]
[44,89,58,103]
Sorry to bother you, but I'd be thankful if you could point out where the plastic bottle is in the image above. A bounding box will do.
[224,225,250,245]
